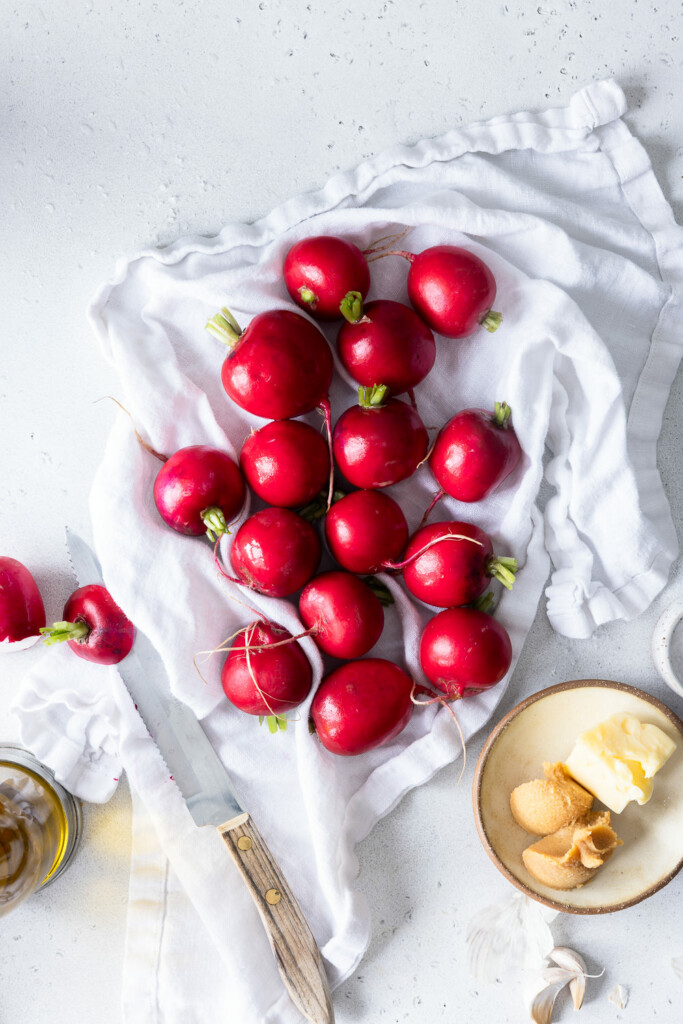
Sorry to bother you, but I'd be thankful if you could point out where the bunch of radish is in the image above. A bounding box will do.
[2,229,523,760]
[11,230,517,747]
[158,227,524,757]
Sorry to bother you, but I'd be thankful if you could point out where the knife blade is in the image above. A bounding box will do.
[65,527,334,1024]
[65,527,243,828]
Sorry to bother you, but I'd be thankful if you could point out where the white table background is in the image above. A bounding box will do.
[2,1,683,1021]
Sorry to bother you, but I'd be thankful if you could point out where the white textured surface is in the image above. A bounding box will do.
[1,1,683,1022]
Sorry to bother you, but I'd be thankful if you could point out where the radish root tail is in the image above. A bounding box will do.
[319,398,335,512]
[411,683,466,782]
[95,396,168,463]
[363,226,411,260]
[383,532,483,573]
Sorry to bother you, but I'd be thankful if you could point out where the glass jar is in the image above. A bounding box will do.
[0,745,82,917]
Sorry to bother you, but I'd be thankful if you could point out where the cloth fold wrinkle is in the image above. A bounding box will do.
[10,79,683,1024]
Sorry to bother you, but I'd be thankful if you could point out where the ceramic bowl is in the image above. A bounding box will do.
[473,679,683,914]
[652,597,683,699]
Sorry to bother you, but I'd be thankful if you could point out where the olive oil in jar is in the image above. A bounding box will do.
[0,747,82,916]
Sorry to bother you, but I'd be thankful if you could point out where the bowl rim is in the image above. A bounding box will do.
[472,678,683,915]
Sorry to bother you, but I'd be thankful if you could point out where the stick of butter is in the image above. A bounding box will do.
[565,713,677,814]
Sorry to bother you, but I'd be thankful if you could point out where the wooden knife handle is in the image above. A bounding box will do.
[217,812,335,1024]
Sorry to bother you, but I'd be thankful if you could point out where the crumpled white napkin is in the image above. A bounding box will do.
[11,79,683,1024]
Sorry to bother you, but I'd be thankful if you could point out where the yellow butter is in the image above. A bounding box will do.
[565,713,677,814]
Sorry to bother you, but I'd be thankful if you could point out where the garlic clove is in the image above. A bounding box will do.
[549,946,587,976]
[530,980,569,1024]
[569,972,586,1010]
[541,966,575,986]
[527,946,602,1020]
[672,956,683,981]
[548,946,587,1007]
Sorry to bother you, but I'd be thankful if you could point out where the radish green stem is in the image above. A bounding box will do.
[480,310,503,333]
[339,290,364,323]
[40,620,90,645]
[299,489,345,522]
[298,286,318,309]
[206,307,243,349]
[364,576,394,606]
[201,506,229,543]
[260,715,288,733]
[472,591,496,614]
[488,555,517,590]
[358,383,388,408]
[492,401,512,428]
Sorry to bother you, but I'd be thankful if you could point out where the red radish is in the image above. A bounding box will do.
[284,235,370,322]
[153,445,246,540]
[401,521,517,607]
[0,557,46,648]
[430,402,521,502]
[420,607,512,697]
[221,619,312,717]
[40,584,135,665]
[332,386,429,489]
[299,571,384,659]
[240,420,330,509]
[337,299,436,394]
[311,658,414,755]
[228,508,321,597]
[324,489,408,574]
[392,245,502,338]
[206,307,334,420]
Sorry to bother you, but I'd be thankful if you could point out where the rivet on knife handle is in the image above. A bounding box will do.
[218,812,335,1024]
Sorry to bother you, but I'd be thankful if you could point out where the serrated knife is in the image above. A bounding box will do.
[65,527,334,1024]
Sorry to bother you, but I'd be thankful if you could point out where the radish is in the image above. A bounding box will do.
[299,571,384,659]
[153,445,246,541]
[332,386,429,489]
[420,607,512,697]
[206,307,334,421]
[283,235,370,322]
[239,419,330,509]
[40,584,135,665]
[0,557,46,649]
[324,489,408,574]
[429,402,521,503]
[226,507,322,597]
[221,619,312,720]
[401,521,517,607]
[310,658,414,755]
[336,299,436,394]
[391,245,502,338]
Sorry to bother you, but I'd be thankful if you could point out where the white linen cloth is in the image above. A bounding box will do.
[12,79,683,1023]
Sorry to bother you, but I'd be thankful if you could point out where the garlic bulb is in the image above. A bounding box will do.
[466,891,557,985]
